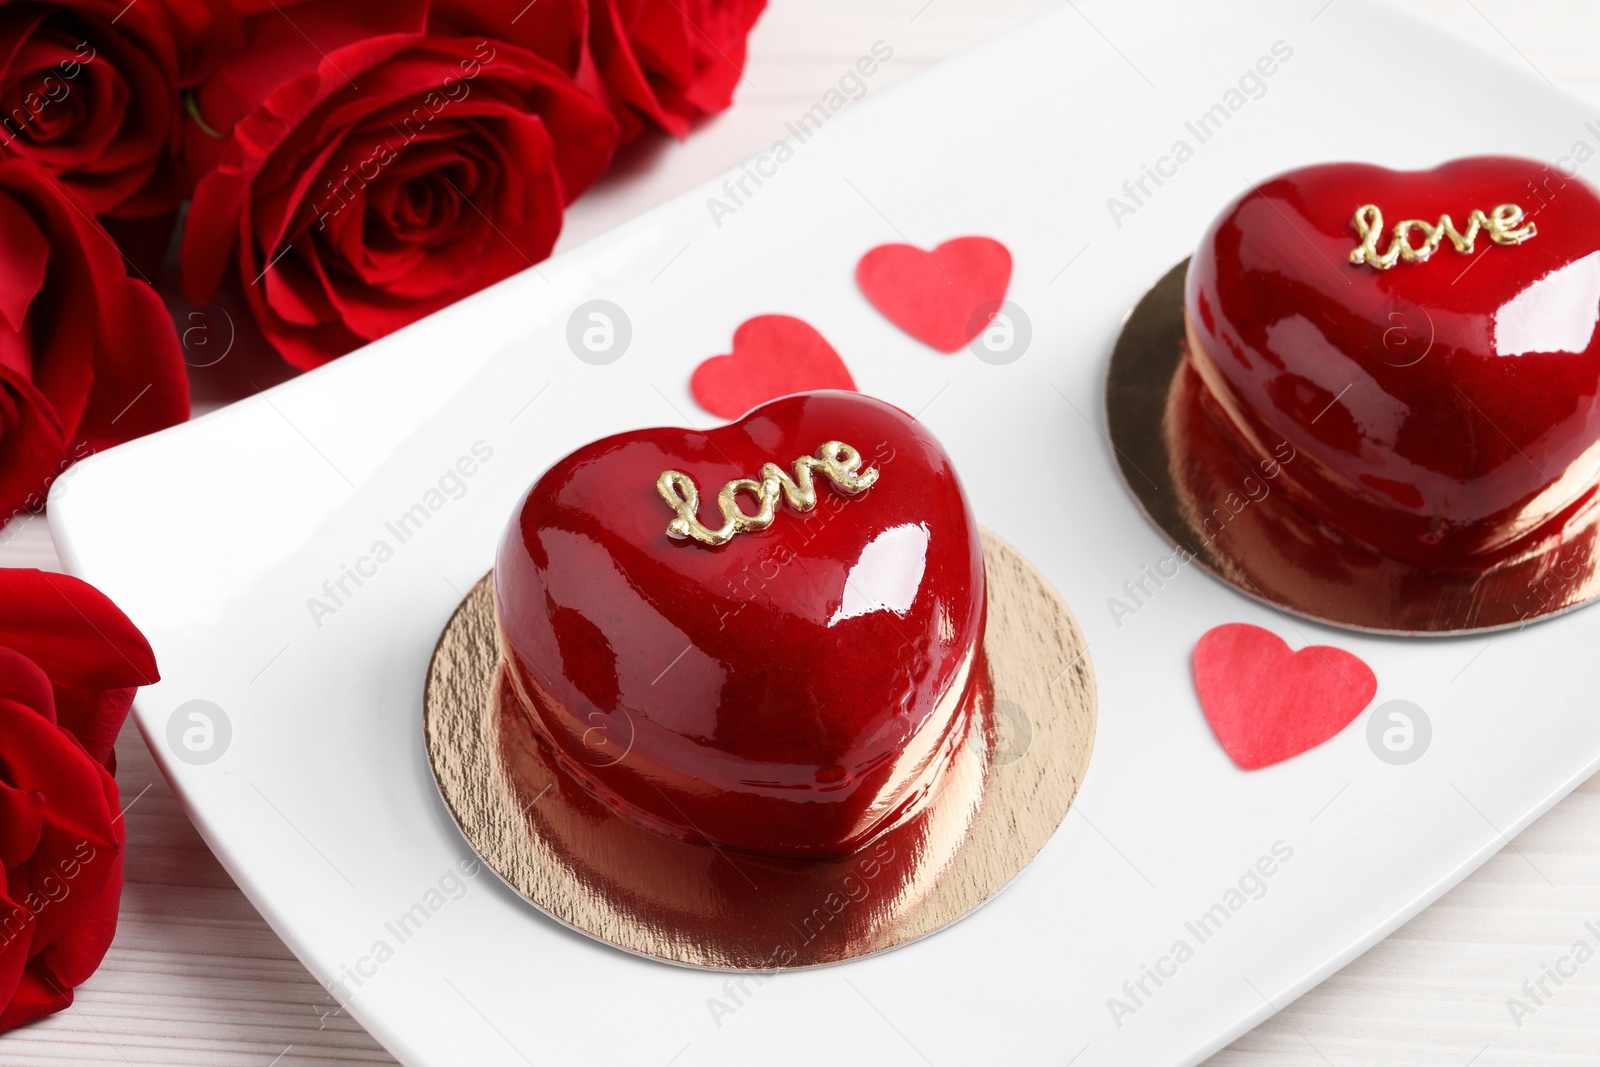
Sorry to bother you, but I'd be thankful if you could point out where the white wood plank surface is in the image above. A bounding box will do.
[2,2,1598,1063]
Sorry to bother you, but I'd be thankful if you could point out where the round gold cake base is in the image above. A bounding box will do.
[1107,258,1600,635]
[423,530,1096,970]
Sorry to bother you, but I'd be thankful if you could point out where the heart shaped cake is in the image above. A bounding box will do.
[1186,157,1600,569]
[494,391,986,858]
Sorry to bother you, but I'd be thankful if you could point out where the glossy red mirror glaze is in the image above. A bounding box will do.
[494,392,986,858]
[1186,157,1600,569]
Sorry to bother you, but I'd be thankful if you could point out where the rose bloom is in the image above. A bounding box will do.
[588,0,768,142]
[0,157,189,524]
[0,568,159,1031]
[437,0,769,143]
[181,0,620,369]
[0,0,235,219]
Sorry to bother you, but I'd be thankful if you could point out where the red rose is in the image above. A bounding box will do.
[0,158,189,524]
[589,0,767,142]
[0,0,237,219]
[0,568,159,1032]
[181,0,619,369]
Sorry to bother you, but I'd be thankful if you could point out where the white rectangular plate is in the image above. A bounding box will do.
[49,1,1600,1063]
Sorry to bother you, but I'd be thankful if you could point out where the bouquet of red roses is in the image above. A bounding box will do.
[0,0,766,1032]
[0,0,765,523]
[181,0,766,369]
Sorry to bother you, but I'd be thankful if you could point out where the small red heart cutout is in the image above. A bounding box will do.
[856,236,1012,353]
[690,314,857,419]
[1193,623,1377,770]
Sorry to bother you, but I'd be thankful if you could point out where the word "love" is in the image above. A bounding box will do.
[657,442,880,547]
[1348,202,1536,270]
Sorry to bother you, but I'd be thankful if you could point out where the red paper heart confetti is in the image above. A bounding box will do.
[1192,623,1377,770]
[856,236,1012,353]
[690,314,857,419]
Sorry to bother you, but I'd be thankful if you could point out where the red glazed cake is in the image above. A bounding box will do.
[1185,157,1600,570]
[493,391,987,858]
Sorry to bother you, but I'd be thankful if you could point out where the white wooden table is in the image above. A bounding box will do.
[3,2,1598,1063]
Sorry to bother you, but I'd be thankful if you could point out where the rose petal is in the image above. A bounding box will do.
[0,570,157,768]
[0,646,55,724]
[0,781,44,873]
[0,194,48,333]
[429,0,587,75]
[0,702,120,954]
[0,958,70,1032]
[0,369,66,520]
[0,884,36,1026]
[36,765,122,988]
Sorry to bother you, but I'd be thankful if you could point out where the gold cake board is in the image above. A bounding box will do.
[423,530,1096,970]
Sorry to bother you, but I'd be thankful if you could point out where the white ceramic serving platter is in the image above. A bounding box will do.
[48,1,1600,1063]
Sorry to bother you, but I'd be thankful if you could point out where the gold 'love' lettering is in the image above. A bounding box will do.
[657,441,880,547]
[1348,202,1536,270]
